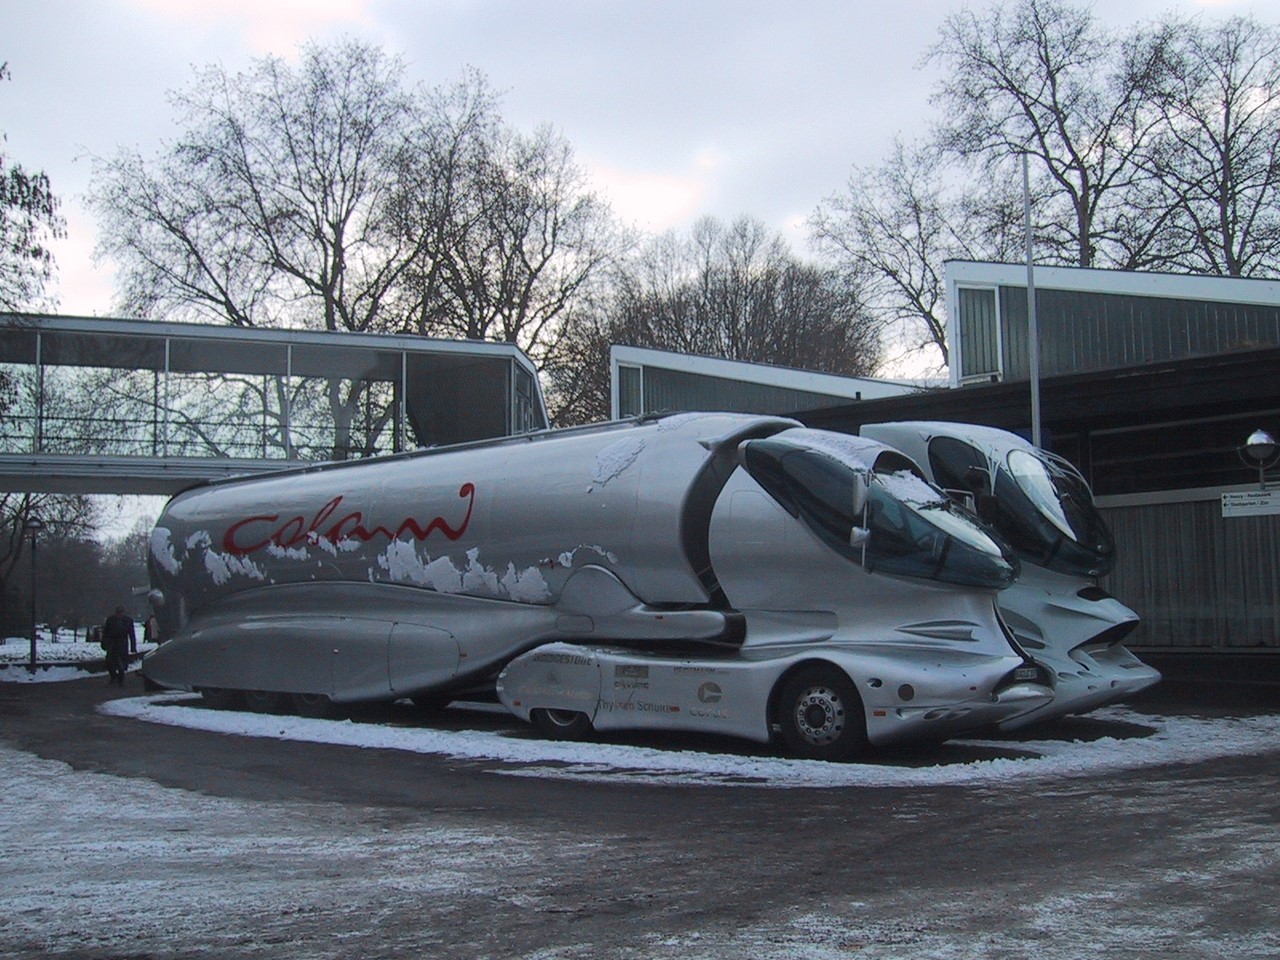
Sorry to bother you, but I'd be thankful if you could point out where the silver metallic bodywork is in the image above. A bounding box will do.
[145,412,1052,749]
[860,421,1160,728]
[499,642,1050,748]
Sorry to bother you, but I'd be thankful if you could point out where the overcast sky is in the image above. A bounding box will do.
[3,0,1278,317]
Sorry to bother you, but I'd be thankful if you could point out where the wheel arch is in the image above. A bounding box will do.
[767,657,860,731]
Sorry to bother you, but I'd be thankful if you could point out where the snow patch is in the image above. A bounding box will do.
[501,563,551,602]
[377,545,550,603]
[267,542,309,561]
[181,531,265,585]
[551,544,621,568]
[462,548,502,594]
[379,542,465,593]
[783,428,882,468]
[203,549,267,586]
[149,527,180,575]
[591,436,645,487]
[876,469,948,508]
[655,412,713,432]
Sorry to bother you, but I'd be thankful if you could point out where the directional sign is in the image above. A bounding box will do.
[1221,489,1280,518]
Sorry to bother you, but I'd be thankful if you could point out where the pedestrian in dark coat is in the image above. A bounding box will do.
[101,606,136,687]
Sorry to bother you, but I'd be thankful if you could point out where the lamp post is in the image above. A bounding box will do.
[1238,429,1279,490]
[23,515,45,673]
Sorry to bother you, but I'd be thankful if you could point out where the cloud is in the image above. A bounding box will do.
[51,200,116,317]
[123,0,374,55]
[586,148,727,233]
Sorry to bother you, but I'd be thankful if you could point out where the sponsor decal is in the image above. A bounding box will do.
[696,681,723,704]
[521,684,594,699]
[599,700,679,714]
[222,484,475,557]
[531,652,594,666]
[690,706,729,720]
[614,664,650,690]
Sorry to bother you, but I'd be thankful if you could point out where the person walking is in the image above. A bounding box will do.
[101,606,136,687]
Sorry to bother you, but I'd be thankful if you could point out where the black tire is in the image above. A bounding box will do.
[775,665,868,761]
[199,687,242,710]
[243,689,285,713]
[291,692,338,719]
[530,707,594,741]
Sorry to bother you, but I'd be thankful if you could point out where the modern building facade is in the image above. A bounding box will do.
[609,344,921,420]
[0,313,548,495]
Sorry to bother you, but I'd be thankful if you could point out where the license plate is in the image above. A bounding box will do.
[1013,666,1039,681]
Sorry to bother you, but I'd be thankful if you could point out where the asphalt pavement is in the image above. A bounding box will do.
[1,673,1278,959]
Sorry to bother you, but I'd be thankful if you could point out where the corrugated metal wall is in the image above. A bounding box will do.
[960,286,1280,381]
[959,288,1000,377]
[1101,500,1280,649]
[642,368,853,417]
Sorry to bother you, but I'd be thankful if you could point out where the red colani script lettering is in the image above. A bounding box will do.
[222,483,476,557]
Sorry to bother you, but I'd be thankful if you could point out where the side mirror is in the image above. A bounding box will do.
[850,472,871,555]
[850,472,870,518]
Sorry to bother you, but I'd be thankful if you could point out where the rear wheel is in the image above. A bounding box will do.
[530,707,593,741]
[199,687,242,710]
[243,689,284,713]
[291,692,338,719]
[776,666,868,761]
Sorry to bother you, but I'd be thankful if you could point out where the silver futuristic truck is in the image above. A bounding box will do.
[860,421,1160,728]
[144,412,1053,760]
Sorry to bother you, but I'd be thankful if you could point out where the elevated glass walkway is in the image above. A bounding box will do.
[0,314,547,495]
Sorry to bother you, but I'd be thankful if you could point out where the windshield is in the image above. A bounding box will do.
[742,438,1017,590]
[992,450,1115,577]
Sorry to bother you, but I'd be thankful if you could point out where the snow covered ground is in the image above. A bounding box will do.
[0,631,158,673]
[3,665,1280,957]
[7,628,1280,788]
[100,692,1280,789]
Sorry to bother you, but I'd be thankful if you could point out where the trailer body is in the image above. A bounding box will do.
[145,413,1052,756]
[860,421,1160,728]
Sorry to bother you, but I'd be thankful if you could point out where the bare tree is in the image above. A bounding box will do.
[391,74,624,370]
[90,44,621,457]
[1,63,66,312]
[0,492,98,636]
[1131,16,1280,277]
[548,216,880,426]
[927,0,1167,269]
[809,140,1026,371]
[90,41,425,331]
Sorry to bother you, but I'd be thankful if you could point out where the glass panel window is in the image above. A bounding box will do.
[743,437,1016,589]
[618,365,642,418]
[958,287,1000,380]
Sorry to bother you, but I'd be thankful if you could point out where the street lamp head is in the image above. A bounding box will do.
[22,515,45,536]
[1243,429,1278,464]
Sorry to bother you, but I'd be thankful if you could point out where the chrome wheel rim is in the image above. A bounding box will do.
[794,685,846,744]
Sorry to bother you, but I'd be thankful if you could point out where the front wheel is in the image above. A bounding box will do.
[776,666,868,761]
[530,707,593,741]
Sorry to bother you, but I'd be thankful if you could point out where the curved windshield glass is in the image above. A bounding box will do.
[992,450,1115,577]
[742,439,1016,590]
